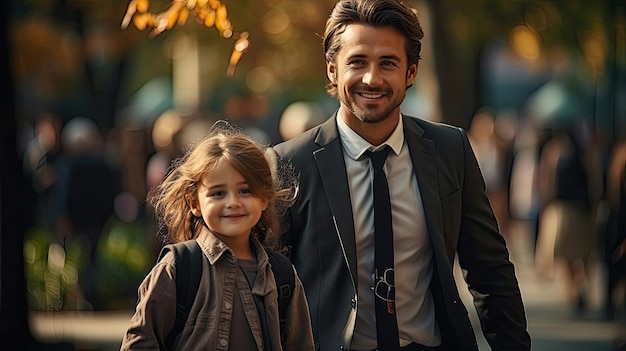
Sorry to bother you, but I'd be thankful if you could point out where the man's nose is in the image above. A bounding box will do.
[362,66,383,86]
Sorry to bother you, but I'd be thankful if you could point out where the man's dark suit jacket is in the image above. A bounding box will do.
[268,114,531,351]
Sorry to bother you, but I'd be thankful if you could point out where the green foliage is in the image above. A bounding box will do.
[93,218,153,310]
[23,226,86,311]
[23,218,154,311]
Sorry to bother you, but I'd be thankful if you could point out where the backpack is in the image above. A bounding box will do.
[157,240,295,350]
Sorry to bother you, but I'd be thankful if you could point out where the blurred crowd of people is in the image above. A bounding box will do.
[468,104,626,320]
[18,97,327,312]
[17,89,626,324]
[22,112,149,311]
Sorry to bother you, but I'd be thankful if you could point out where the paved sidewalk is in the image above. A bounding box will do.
[29,221,626,351]
[463,221,626,351]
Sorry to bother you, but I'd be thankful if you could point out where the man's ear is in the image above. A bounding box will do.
[407,62,418,84]
[326,62,336,84]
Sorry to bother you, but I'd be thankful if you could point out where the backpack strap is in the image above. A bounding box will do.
[266,250,295,343]
[157,240,202,351]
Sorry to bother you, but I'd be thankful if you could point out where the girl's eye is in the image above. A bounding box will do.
[240,188,252,195]
[210,191,225,197]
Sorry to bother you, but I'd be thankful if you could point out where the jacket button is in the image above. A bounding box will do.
[219,339,228,347]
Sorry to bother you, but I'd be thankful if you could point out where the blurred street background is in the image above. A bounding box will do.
[2,0,626,350]
[24,222,626,350]
[24,220,626,351]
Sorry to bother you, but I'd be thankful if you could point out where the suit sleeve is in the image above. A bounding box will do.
[455,127,531,350]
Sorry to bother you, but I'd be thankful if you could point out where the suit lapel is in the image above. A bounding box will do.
[403,117,447,262]
[311,115,449,289]
[313,116,358,288]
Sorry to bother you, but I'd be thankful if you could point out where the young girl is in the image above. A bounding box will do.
[120,121,314,351]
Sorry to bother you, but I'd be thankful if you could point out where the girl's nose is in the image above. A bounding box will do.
[226,194,241,208]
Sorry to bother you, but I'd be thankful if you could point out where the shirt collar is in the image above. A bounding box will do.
[196,225,268,266]
[337,114,404,161]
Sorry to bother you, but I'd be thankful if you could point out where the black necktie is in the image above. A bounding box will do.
[366,147,400,350]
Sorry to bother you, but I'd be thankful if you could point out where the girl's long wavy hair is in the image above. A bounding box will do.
[150,121,297,251]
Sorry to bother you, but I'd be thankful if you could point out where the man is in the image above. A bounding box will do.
[267,0,531,350]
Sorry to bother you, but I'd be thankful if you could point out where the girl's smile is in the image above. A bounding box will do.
[190,158,268,257]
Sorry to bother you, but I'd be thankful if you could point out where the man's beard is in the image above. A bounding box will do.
[341,88,405,124]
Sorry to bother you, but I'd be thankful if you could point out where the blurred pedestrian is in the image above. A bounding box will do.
[535,127,596,312]
[603,140,626,319]
[22,111,63,231]
[468,106,511,238]
[51,116,121,309]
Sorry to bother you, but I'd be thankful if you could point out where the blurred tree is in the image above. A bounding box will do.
[425,0,610,129]
[9,0,617,130]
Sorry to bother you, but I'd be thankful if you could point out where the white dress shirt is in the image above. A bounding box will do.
[337,116,441,349]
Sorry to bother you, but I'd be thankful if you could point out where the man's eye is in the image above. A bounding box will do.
[348,59,366,66]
